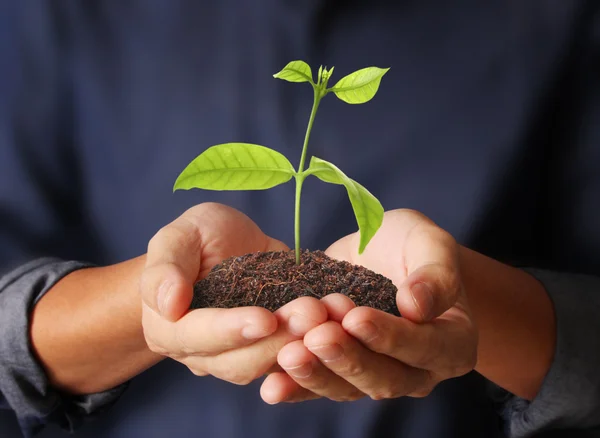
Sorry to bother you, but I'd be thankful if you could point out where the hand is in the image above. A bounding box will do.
[139,203,328,385]
[260,209,477,403]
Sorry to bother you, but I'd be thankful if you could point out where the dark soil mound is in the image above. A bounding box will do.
[191,250,399,315]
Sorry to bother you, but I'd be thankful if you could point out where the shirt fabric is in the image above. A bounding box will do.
[1,1,600,437]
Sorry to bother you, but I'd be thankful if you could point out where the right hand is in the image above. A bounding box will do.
[139,203,328,385]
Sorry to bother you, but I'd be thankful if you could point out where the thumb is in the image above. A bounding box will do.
[140,262,194,321]
[396,263,461,323]
[141,209,206,321]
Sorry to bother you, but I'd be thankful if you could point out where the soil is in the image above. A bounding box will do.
[191,250,399,316]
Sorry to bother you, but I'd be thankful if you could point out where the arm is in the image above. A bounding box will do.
[29,256,162,395]
[261,210,554,403]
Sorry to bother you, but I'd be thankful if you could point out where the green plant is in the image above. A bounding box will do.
[174,60,389,264]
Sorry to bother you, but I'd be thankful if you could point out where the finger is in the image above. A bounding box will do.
[196,297,328,385]
[342,306,476,376]
[260,372,319,404]
[146,210,204,281]
[305,321,430,400]
[320,293,356,322]
[277,340,364,402]
[142,305,278,356]
[140,262,194,322]
[397,223,462,322]
[142,212,204,319]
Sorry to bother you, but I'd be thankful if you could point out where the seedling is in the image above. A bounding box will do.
[174,60,390,265]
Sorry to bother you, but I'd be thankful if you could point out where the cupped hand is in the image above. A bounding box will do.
[261,209,477,403]
[139,203,327,385]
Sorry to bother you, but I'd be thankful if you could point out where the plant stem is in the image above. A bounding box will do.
[294,87,322,264]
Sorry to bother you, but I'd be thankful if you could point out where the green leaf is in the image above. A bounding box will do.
[330,67,390,104]
[273,60,314,83]
[307,156,384,253]
[174,143,296,191]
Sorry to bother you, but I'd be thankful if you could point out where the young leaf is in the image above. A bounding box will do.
[307,156,384,253]
[174,143,296,191]
[273,60,314,84]
[330,67,390,104]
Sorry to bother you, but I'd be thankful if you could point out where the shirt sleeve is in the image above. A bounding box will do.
[0,259,129,438]
[499,269,600,437]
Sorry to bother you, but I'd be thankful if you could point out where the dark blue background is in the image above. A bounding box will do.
[1,1,599,437]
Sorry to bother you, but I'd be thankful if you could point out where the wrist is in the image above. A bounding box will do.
[31,255,164,395]
[458,246,556,400]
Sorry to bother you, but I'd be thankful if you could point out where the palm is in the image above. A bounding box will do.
[178,203,288,280]
[326,209,469,324]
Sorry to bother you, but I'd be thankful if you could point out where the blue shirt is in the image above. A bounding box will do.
[1,1,600,437]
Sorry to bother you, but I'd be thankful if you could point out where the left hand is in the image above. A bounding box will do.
[260,209,478,403]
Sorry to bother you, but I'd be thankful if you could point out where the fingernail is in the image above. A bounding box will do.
[241,324,270,340]
[308,344,344,362]
[282,362,313,378]
[346,321,379,343]
[411,282,434,321]
[157,281,173,316]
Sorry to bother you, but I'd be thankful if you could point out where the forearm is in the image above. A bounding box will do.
[30,255,163,395]
[460,247,556,401]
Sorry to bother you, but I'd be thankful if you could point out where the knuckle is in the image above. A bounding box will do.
[190,368,209,377]
[369,388,403,401]
[367,377,412,401]
[339,360,366,379]
[331,390,364,402]
[217,366,255,386]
